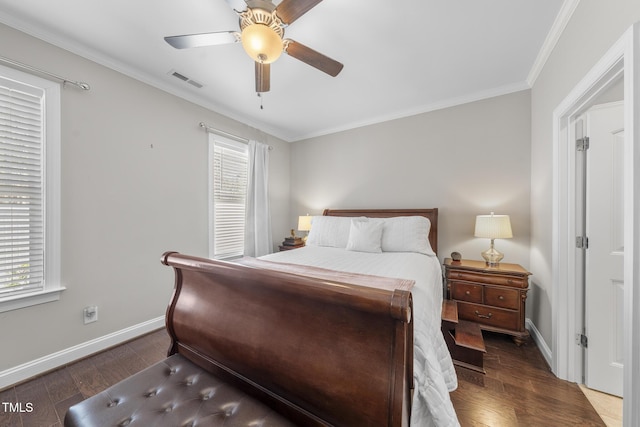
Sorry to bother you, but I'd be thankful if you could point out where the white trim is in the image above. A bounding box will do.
[526,318,552,368]
[0,316,165,390]
[294,81,530,141]
[0,11,541,143]
[0,286,66,314]
[527,0,582,87]
[552,23,640,427]
[0,12,287,142]
[624,22,640,427]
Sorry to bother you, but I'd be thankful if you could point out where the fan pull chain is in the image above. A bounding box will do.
[258,92,264,110]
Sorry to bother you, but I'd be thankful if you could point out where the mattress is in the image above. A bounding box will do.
[259,245,460,427]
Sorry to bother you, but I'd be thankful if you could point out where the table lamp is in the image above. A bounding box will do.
[298,214,312,242]
[474,212,512,267]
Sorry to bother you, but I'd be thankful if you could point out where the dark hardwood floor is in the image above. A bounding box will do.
[0,329,605,426]
[0,329,170,427]
[451,331,605,426]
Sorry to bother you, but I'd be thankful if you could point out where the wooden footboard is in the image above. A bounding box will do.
[161,251,414,427]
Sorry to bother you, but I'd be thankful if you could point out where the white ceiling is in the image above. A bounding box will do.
[0,0,565,142]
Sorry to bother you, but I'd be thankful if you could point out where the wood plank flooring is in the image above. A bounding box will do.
[451,331,605,426]
[0,329,170,427]
[0,329,606,426]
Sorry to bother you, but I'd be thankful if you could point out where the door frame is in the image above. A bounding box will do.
[552,23,640,426]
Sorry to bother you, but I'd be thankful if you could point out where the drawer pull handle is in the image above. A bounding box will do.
[465,291,471,296]
[507,279,514,284]
[499,295,505,300]
[474,310,493,319]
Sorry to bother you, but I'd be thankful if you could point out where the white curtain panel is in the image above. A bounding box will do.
[245,140,273,257]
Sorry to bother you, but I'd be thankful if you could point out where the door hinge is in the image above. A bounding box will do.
[576,236,589,249]
[576,136,590,151]
[576,333,588,348]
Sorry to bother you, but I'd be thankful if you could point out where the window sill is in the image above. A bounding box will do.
[0,287,66,314]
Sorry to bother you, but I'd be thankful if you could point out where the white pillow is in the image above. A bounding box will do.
[305,216,354,248]
[346,219,383,253]
[381,216,435,255]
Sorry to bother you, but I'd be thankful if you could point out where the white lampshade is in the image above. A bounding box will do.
[474,213,513,239]
[474,213,512,266]
[297,215,312,232]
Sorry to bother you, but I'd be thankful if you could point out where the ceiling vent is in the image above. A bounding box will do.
[168,70,204,89]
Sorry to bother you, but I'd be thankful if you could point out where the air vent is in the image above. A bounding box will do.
[168,69,204,89]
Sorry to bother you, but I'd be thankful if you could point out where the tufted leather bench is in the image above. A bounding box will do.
[64,252,413,427]
[65,353,294,426]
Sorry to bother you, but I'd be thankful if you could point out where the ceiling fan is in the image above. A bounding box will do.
[164,0,344,93]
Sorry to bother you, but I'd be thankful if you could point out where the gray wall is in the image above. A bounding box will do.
[0,23,290,371]
[529,0,640,345]
[7,0,640,381]
[290,90,532,269]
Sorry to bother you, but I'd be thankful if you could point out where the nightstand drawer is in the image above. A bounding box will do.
[457,302,519,331]
[450,282,483,303]
[448,270,526,288]
[484,286,520,310]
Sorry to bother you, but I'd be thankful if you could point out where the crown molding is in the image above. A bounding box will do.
[0,12,289,141]
[527,0,582,87]
[291,81,531,141]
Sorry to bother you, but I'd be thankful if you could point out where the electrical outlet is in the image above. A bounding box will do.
[83,305,98,324]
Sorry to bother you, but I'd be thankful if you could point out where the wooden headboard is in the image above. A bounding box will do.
[322,208,439,255]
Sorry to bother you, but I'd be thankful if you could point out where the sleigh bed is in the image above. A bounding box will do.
[253,208,459,426]
[65,208,458,427]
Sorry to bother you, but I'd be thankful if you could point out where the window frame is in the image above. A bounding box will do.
[208,133,249,260]
[0,64,63,313]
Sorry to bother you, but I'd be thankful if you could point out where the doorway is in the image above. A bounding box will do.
[551,23,640,427]
[576,101,624,398]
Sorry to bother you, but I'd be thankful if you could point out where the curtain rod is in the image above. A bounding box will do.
[0,55,90,91]
[199,122,273,150]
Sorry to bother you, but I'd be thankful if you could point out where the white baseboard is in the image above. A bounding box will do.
[0,316,165,390]
[526,317,552,368]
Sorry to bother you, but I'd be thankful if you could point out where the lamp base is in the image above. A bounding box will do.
[481,239,504,267]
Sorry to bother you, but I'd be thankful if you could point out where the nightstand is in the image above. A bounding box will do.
[278,244,304,251]
[443,258,531,345]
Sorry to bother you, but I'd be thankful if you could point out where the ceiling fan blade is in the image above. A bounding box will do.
[255,62,270,93]
[276,0,323,25]
[224,0,247,13]
[285,40,343,77]
[164,31,239,49]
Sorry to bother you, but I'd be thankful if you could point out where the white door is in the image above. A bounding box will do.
[584,102,624,397]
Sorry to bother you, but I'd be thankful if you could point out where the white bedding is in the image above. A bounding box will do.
[259,245,460,427]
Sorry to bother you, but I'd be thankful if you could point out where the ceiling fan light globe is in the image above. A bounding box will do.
[241,23,283,64]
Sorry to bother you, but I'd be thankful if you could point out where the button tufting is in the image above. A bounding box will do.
[164,405,173,413]
[119,417,132,426]
[145,390,157,397]
[107,399,119,408]
[222,402,239,417]
[184,374,198,386]
[200,387,214,401]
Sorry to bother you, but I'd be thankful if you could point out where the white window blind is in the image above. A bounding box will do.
[0,78,45,298]
[209,136,248,259]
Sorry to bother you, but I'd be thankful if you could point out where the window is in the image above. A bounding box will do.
[0,65,62,313]
[208,134,248,259]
